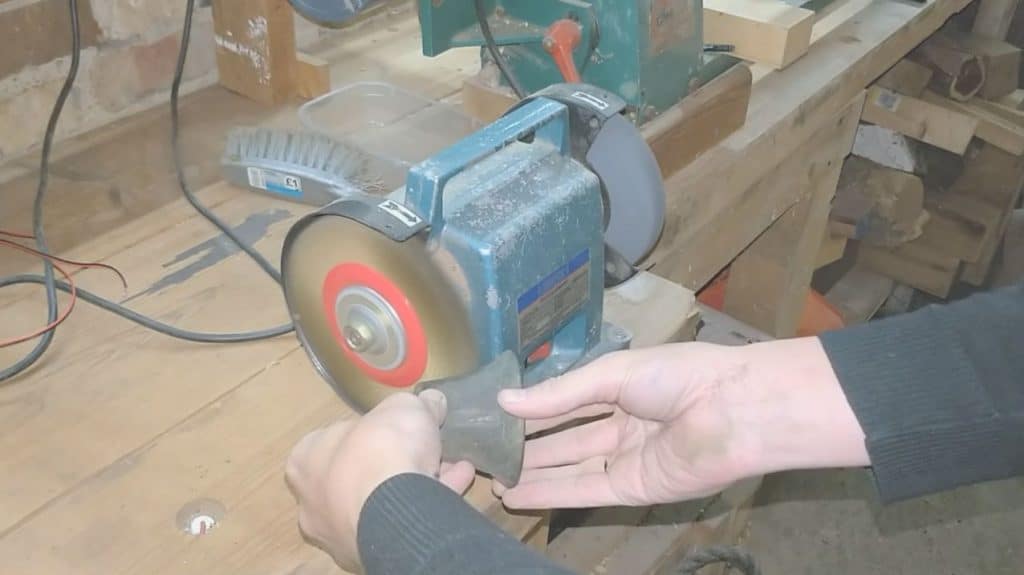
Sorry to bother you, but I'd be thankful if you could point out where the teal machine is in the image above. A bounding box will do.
[290,0,738,124]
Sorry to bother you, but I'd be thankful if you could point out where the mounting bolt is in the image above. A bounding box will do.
[188,514,217,535]
[343,322,375,353]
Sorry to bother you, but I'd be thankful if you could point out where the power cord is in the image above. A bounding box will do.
[676,545,761,575]
[0,0,293,382]
[473,0,526,99]
[0,0,81,381]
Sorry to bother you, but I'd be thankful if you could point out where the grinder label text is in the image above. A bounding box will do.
[516,249,590,351]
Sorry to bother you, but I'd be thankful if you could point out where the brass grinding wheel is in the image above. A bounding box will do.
[282,213,479,413]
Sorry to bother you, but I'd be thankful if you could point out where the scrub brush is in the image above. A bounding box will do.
[221,126,387,205]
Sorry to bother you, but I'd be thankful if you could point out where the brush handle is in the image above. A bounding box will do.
[404,97,571,235]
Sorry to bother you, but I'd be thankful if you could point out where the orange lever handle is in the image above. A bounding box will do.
[543,19,582,83]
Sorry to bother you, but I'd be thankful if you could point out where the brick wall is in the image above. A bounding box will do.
[0,0,323,161]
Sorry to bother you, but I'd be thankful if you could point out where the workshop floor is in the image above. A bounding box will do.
[745,235,1024,575]
[744,469,1024,574]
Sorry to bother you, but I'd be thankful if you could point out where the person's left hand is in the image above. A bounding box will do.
[284,390,476,572]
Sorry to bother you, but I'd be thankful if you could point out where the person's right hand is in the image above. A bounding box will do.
[492,342,753,509]
[492,338,868,510]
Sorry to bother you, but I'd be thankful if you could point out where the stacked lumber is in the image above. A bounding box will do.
[824,24,1024,299]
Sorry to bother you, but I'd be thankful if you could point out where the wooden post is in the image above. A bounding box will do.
[721,93,865,338]
[211,0,331,105]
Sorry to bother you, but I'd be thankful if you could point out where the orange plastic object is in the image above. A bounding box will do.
[697,270,845,337]
[543,19,582,82]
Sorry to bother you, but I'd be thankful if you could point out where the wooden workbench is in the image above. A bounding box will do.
[0,0,987,571]
[0,179,697,573]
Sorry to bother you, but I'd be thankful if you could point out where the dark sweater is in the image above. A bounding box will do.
[357,282,1024,574]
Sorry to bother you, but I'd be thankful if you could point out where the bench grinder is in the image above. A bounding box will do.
[280,84,665,486]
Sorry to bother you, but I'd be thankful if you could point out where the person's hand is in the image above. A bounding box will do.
[493,338,868,510]
[492,343,751,509]
[284,390,476,572]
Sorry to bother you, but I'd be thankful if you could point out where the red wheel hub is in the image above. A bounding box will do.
[321,263,428,388]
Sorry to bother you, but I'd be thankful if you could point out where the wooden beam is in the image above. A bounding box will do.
[875,59,934,96]
[921,192,1005,262]
[921,90,1024,154]
[957,144,1024,284]
[721,94,862,338]
[972,0,1021,40]
[824,265,896,325]
[861,86,978,154]
[703,0,815,69]
[856,238,963,298]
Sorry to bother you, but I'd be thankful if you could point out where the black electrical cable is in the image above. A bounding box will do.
[0,0,293,382]
[172,0,284,285]
[0,0,81,382]
[0,275,291,342]
[473,0,526,99]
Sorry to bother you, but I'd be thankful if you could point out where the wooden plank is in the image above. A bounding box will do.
[972,0,1021,40]
[856,237,963,298]
[875,59,934,96]
[861,86,978,154]
[956,144,1024,284]
[211,0,297,105]
[998,89,1024,109]
[921,90,1024,154]
[642,64,753,178]
[824,265,896,324]
[921,192,1004,262]
[703,0,815,69]
[459,64,753,181]
[972,97,1024,125]
[721,93,862,337]
[652,95,866,292]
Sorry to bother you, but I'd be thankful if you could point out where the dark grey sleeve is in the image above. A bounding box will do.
[818,281,1024,503]
[357,473,576,575]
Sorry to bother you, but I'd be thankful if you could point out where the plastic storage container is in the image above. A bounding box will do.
[298,82,483,192]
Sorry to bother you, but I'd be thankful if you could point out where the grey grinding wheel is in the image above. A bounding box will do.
[586,113,666,265]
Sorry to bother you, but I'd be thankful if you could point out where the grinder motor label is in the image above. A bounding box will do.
[516,249,591,352]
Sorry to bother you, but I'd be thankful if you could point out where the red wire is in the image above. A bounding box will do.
[0,241,78,347]
[0,238,128,290]
[0,228,34,237]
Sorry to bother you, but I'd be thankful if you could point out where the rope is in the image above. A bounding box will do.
[675,545,762,575]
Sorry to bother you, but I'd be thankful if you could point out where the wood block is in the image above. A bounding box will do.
[921,90,1024,154]
[831,155,927,246]
[825,265,896,324]
[703,0,815,69]
[856,236,963,298]
[922,192,1004,262]
[851,124,922,172]
[816,229,849,268]
[955,144,1024,284]
[972,0,1021,40]
[642,64,753,179]
[212,0,297,105]
[971,98,1024,125]
[908,32,987,101]
[951,32,1021,99]
[862,87,978,154]
[291,52,330,100]
[875,59,934,96]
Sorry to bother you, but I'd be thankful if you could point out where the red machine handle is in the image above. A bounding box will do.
[543,19,582,83]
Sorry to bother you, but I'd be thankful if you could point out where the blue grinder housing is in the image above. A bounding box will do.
[403,93,630,383]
